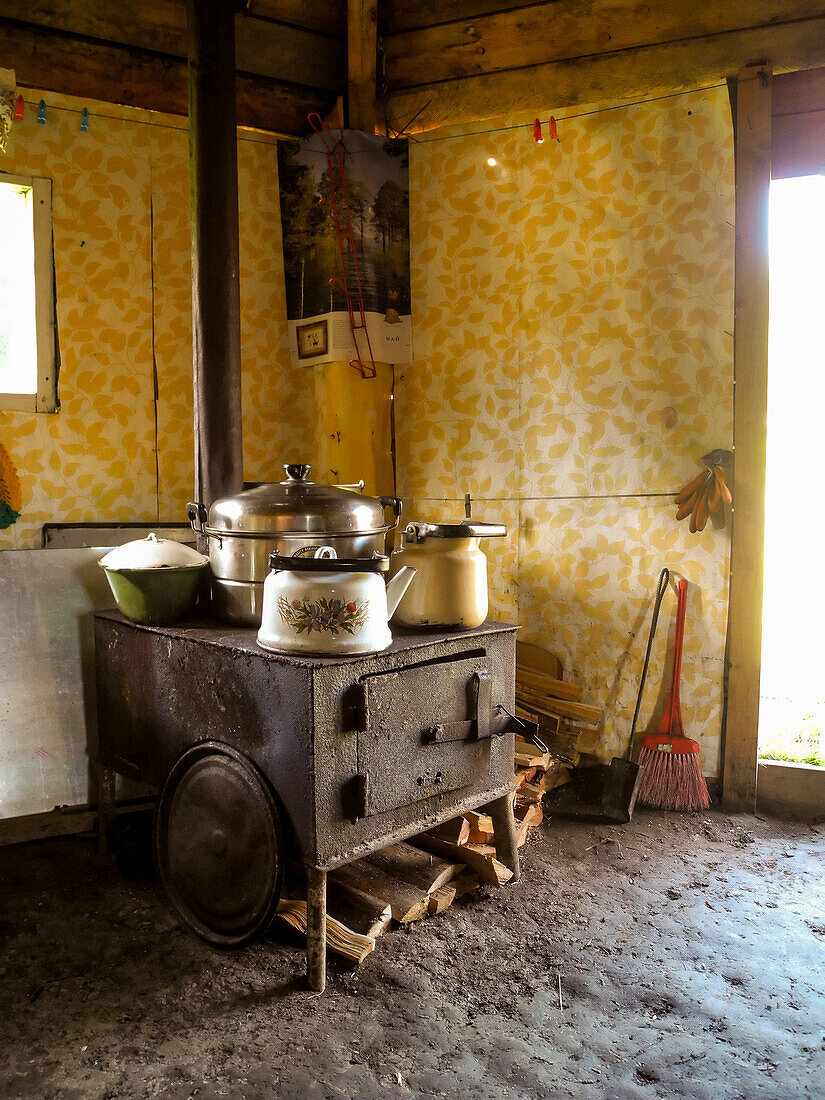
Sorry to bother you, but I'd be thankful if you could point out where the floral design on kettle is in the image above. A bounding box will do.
[276,595,370,636]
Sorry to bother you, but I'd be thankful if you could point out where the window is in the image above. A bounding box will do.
[0,173,57,412]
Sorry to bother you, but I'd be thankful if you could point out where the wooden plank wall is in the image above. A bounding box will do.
[382,1,825,133]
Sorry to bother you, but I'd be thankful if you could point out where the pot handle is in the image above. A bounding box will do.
[379,496,403,529]
[186,501,208,534]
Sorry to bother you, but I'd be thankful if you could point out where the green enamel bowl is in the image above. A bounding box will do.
[102,563,208,626]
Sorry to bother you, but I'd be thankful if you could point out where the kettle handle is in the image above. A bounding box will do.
[379,496,403,530]
[186,501,208,534]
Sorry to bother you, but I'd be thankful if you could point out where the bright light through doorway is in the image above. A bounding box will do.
[759,173,825,767]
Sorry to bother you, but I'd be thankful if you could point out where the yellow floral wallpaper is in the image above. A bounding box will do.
[0,86,734,777]
[0,91,313,549]
[398,88,735,775]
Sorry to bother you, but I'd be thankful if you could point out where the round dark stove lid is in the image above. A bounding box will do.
[155,742,283,949]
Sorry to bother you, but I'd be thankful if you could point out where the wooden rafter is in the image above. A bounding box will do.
[0,0,345,91]
[0,19,334,134]
[384,0,825,89]
[246,0,346,38]
[381,2,825,133]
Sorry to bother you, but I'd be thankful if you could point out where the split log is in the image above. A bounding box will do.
[465,818,529,856]
[516,642,563,679]
[571,725,603,754]
[539,762,571,793]
[515,801,543,828]
[465,810,494,845]
[413,833,513,886]
[325,880,392,940]
[276,900,375,965]
[363,842,462,894]
[331,861,427,924]
[517,687,602,726]
[428,816,470,846]
[516,782,545,806]
[516,667,581,701]
[427,883,457,915]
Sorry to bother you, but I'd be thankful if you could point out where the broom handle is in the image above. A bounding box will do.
[667,578,688,737]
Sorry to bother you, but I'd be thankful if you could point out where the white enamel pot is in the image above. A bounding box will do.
[257,546,416,656]
[389,520,506,630]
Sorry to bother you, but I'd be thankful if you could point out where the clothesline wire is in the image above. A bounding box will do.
[391,82,728,143]
[15,80,728,148]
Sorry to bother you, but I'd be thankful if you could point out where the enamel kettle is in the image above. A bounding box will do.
[257,547,416,656]
[389,520,506,630]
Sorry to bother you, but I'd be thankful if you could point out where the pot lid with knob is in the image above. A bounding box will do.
[189,463,402,538]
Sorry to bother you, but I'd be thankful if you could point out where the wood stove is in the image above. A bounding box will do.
[94,612,520,989]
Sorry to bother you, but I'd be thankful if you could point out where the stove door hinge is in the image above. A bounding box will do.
[342,682,369,732]
[342,772,369,821]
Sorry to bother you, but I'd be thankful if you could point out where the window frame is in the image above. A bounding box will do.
[0,171,58,414]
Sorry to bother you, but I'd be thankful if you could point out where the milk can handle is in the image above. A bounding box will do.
[379,496,403,529]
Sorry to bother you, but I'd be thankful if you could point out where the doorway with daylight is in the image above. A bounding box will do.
[759,171,825,770]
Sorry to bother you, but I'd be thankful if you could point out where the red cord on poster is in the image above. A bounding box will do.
[308,112,377,379]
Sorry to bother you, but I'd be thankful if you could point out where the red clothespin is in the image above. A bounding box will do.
[533,118,543,144]
[13,95,24,121]
[548,116,560,141]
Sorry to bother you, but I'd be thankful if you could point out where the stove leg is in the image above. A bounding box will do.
[488,792,520,883]
[96,764,117,856]
[306,867,327,993]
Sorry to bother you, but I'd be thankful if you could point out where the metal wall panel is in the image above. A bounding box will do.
[0,548,114,818]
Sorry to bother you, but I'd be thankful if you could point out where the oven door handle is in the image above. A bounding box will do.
[424,670,495,743]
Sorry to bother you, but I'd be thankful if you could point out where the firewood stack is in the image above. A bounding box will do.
[276,645,585,965]
[514,641,604,765]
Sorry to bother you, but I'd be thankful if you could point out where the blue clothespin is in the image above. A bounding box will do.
[37,99,46,125]
[80,107,89,133]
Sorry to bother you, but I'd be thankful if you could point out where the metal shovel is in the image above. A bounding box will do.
[544,568,673,825]
[544,757,643,824]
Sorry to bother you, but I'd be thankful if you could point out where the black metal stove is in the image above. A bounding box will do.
[94,612,519,989]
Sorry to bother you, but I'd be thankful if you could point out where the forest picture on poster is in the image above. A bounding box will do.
[277,130,411,368]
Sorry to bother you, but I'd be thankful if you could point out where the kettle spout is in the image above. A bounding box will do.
[386,566,417,619]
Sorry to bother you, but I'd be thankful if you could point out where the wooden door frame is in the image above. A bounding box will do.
[722,65,772,812]
[723,65,825,811]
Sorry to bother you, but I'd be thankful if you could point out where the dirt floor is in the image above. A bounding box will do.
[1,808,823,1100]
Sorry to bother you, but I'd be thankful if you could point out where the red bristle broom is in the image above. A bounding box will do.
[636,574,710,811]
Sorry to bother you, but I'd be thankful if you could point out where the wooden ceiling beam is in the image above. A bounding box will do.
[381,1,539,35]
[383,16,825,133]
[0,19,335,134]
[245,0,346,39]
[0,0,345,92]
[383,0,825,91]
[348,0,378,130]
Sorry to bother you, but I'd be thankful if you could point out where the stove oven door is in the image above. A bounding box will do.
[352,654,502,818]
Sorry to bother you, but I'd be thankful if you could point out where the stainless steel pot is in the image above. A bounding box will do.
[187,463,402,625]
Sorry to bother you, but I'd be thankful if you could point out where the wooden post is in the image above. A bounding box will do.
[722,65,772,813]
[187,0,245,509]
[487,792,520,882]
[347,0,377,131]
[306,866,327,992]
